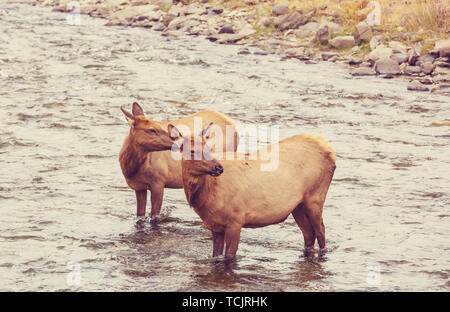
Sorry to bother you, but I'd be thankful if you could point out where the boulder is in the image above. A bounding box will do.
[403,66,421,75]
[369,35,384,50]
[218,24,234,34]
[207,24,256,44]
[321,52,339,61]
[420,61,435,75]
[350,67,376,76]
[354,21,372,43]
[367,44,393,63]
[389,41,408,55]
[315,25,330,44]
[319,21,343,34]
[275,11,308,31]
[408,46,421,65]
[161,13,176,27]
[433,39,450,57]
[272,4,289,16]
[390,53,408,64]
[374,58,401,75]
[407,81,429,91]
[330,36,355,50]
[107,5,160,26]
[294,22,320,38]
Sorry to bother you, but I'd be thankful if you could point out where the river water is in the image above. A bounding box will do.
[0,2,449,291]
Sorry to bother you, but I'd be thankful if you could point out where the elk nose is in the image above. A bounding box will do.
[215,164,224,174]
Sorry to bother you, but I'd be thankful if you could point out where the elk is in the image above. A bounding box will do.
[119,102,238,219]
[169,123,336,260]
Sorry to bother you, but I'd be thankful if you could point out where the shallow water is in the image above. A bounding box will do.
[0,3,449,291]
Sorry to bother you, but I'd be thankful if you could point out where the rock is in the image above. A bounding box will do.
[207,24,256,44]
[367,44,393,63]
[374,58,401,75]
[321,52,339,61]
[407,81,429,91]
[419,77,434,85]
[403,66,421,75]
[432,66,450,76]
[294,22,320,38]
[152,22,166,31]
[354,21,372,43]
[237,47,251,55]
[272,4,289,16]
[408,46,421,65]
[329,36,355,50]
[183,3,208,16]
[167,16,199,31]
[218,24,234,34]
[253,49,268,56]
[319,21,343,34]
[416,54,436,67]
[275,11,308,31]
[420,61,435,75]
[258,16,274,28]
[390,53,408,64]
[350,67,376,76]
[389,41,408,55]
[284,47,306,58]
[107,5,161,26]
[315,25,329,44]
[161,13,176,27]
[210,7,223,15]
[433,74,450,84]
[433,39,450,57]
[369,35,384,50]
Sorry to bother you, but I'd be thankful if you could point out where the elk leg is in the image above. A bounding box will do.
[212,231,224,257]
[305,201,326,250]
[149,184,164,220]
[135,190,147,217]
[292,203,316,255]
[224,224,241,260]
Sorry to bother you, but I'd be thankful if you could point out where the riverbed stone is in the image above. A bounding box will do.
[272,4,289,16]
[320,21,343,35]
[106,5,160,26]
[354,21,372,44]
[368,44,393,63]
[433,39,450,57]
[210,7,223,15]
[294,22,320,38]
[315,25,329,44]
[407,80,429,91]
[420,61,435,75]
[403,65,421,75]
[330,36,355,50]
[389,41,408,55]
[321,51,339,61]
[275,10,308,31]
[408,46,421,65]
[218,24,234,34]
[350,67,376,76]
[374,58,401,75]
[390,53,408,64]
[369,35,384,50]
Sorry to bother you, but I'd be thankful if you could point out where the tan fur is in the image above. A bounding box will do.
[119,106,238,218]
[180,134,336,259]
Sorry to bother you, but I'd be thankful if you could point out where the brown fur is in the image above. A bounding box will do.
[119,103,238,218]
[178,132,336,259]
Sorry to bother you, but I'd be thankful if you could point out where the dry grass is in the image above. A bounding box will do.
[210,0,449,49]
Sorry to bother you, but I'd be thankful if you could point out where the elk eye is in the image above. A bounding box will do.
[146,129,157,134]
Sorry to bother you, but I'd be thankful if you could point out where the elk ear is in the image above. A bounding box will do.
[201,122,214,139]
[120,106,135,125]
[132,102,144,116]
[168,124,182,140]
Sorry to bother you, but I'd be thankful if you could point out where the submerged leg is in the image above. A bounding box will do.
[305,200,326,250]
[150,183,165,220]
[224,224,242,260]
[135,190,147,217]
[212,231,225,258]
[292,203,316,255]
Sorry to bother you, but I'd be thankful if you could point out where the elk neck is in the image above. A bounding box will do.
[119,132,150,179]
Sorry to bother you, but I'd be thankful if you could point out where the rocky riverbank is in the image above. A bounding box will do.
[7,0,450,94]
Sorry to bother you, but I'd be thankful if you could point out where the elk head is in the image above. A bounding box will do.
[121,102,175,152]
[168,122,224,177]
